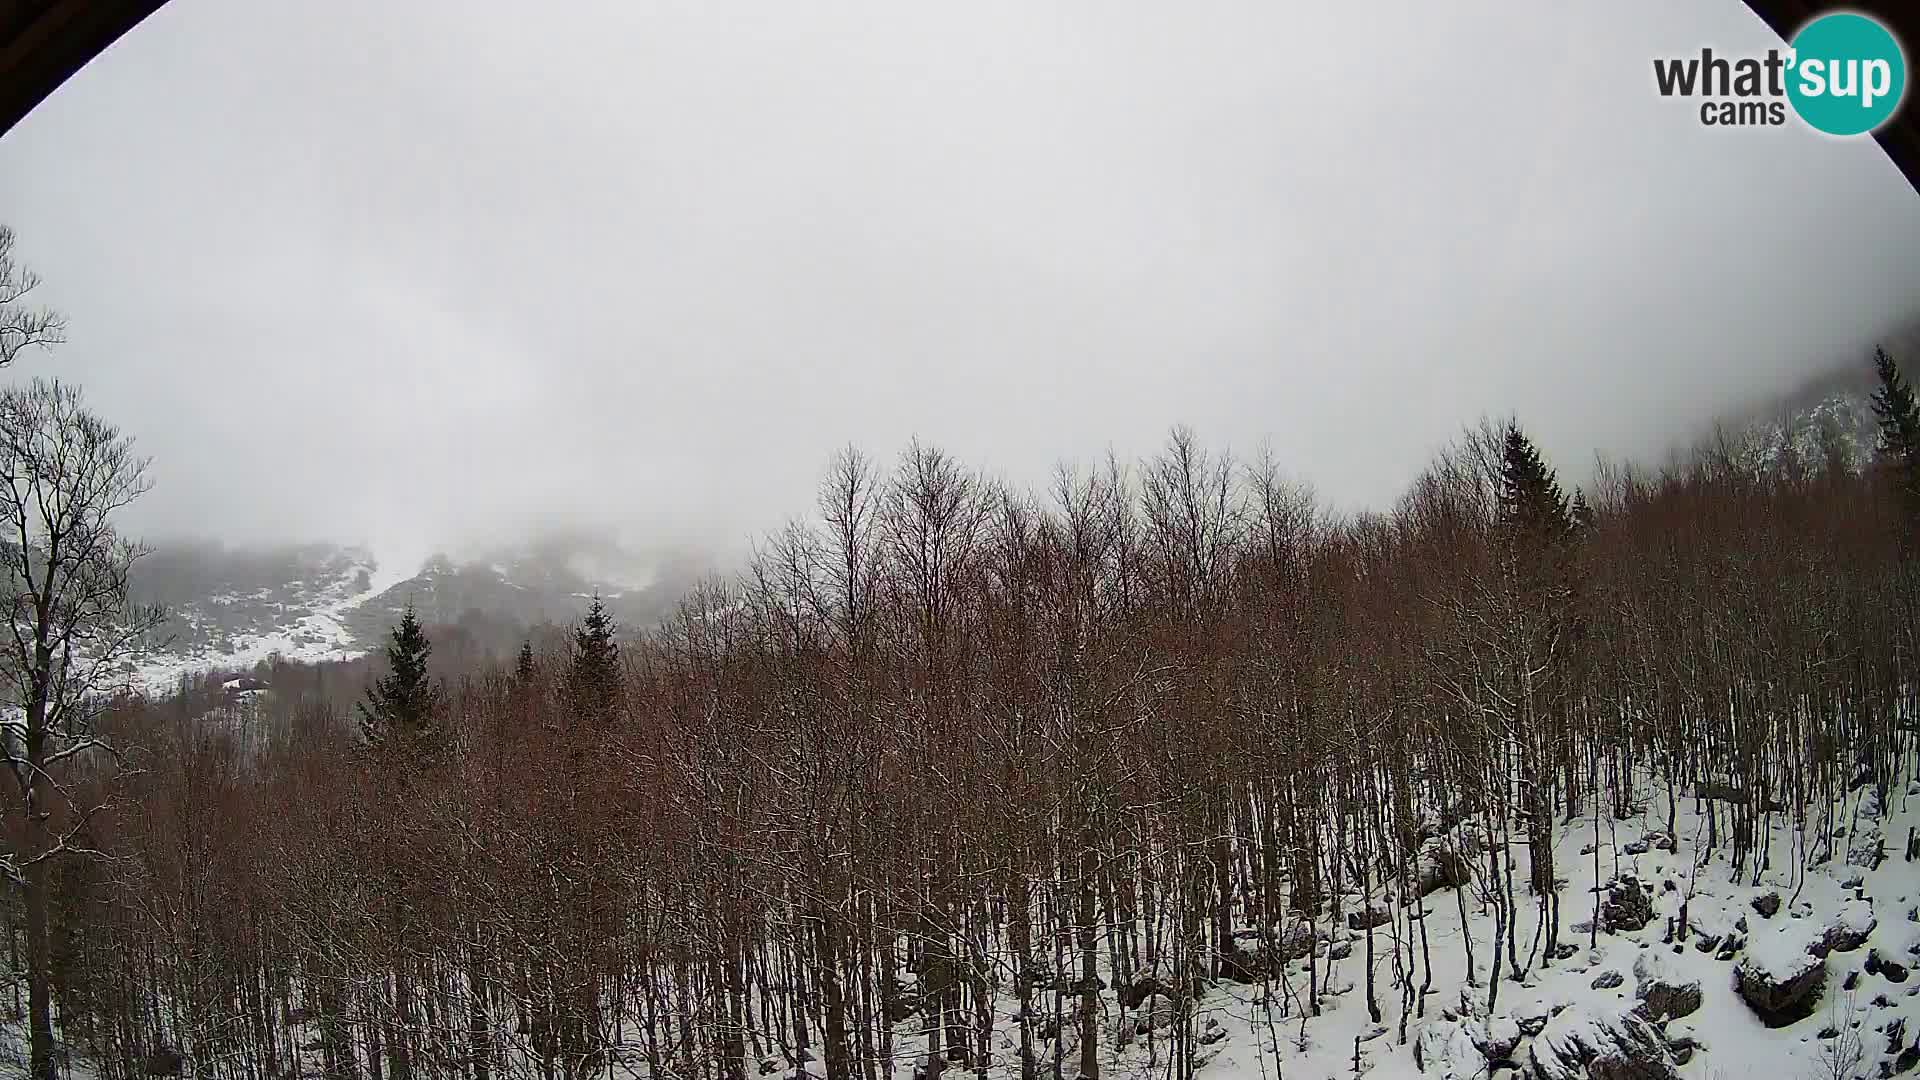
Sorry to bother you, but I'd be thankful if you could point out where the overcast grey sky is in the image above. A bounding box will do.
[1,0,1917,573]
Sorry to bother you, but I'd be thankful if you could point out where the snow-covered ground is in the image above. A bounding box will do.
[4,764,1913,1080]
[849,777,1920,1080]
[1122,782,1918,1080]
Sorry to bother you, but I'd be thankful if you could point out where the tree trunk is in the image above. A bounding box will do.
[819,902,852,1080]
[26,849,56,1080]
[468,933,491,1080]
[1076,817,1100,1080]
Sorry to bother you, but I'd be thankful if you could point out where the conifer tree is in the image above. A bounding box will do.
[1494,422,1576,646]
[359,604,444,755]
[1871,346,1920,529]
[1494,422,1574,936]
[1568,488,1594,532]
[567,597,622,728]
[1499,424,1570,545]
[516,638,536,684]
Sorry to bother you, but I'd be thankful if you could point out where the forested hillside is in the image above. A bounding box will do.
[11,352,1920,1080]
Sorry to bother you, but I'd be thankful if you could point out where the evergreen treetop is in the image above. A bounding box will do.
[358,603,444,755]
[1498,423,1571,544]
[568,596,622,727]
[1871,347,1920,546]
[1872,347,1920,460]
[1569,488,1594,532]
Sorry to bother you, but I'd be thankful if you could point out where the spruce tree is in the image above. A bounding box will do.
[1495,422,1576,921]
[516,639,536,684]
[1499,423,1571,544]
[1496,423,1576,631]
[567,597,622,728]
[358,604,444,755]
[1568,488,1594,532]
[1871,346,1920,528]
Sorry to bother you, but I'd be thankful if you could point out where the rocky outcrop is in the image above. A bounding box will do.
[1347,905,1392,931]
[1869,948,1912,983]
[1603,876,1654,933]
[1623,833,1675,856]
[1214,943,1265,984]
[1515,999,1554,1037]
[1848,787,1888,869]
[1481,1017,1523,1064]
[1416,836,1475,896]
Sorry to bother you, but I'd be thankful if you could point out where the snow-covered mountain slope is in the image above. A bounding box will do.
[122,539,701,694]
[122,542,381,694]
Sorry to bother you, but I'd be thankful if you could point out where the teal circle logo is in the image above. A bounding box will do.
[1786,13,1906,136]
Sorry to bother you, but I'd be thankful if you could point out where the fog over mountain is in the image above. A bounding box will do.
[1,0,1918,575]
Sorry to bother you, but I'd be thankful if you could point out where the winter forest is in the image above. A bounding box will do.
[11,224,1920,1080]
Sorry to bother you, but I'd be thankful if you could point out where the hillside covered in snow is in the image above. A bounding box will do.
[119,538,707,693]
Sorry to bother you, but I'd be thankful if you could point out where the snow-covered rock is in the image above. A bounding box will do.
[1130,993,1176,1036]
[1816,898,1877,955]
[1514,998,1553,1037]
[1623,832,1674,856]
[1414,1019,1487,1078]
[1526,1005,1677,1080]
[1477,1016,1523,1063]
[1631,950,1701,1022]
[1735,921,1827,1025]
[1661,1018,1705,1064]
[1850,786,1887,870]
[1215,940,1270,984]
[1275,919,1319,961]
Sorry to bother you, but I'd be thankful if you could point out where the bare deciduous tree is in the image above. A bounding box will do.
[0,378,162,1080]
[0,228,65,368]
